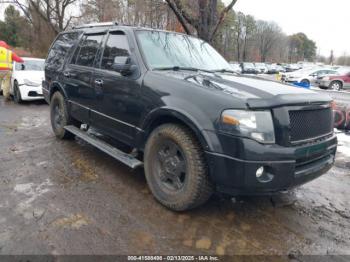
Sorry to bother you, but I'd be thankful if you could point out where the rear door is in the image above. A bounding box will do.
[63,33,105,124]
[92,30,142,145]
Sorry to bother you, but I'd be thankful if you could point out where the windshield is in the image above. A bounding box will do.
[16,60,44,71]
[136,30,231,71]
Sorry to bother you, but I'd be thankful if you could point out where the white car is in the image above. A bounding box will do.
[282,68,338,86]
[254,63,268,74]
[229,63,242,74]
[10,57,45,103]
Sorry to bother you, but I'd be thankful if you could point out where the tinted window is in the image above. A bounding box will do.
[46,32,80,70]
[101,33,130,71]
[75,34,104,67]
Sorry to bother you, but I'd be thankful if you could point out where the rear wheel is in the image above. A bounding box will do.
[13,81,22,104]
[50,92,79,139]
[330,81,343,91]
[144,124,213,211]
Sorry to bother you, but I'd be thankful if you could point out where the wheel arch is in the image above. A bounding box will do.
[49,82,68,101]
[330,79,344,88]
[139,108,213,153]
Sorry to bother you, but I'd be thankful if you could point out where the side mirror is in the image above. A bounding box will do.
[112,56,136,76]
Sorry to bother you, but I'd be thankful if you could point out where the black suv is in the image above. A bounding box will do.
[43,23,337,211]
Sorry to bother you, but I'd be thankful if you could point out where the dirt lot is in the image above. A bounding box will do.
[0,97,350,257]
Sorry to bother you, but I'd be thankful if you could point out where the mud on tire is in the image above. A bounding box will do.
[144,124,213,211]
[50,92,79,139]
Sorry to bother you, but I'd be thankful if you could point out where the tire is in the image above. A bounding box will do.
[144,124,213,211]
[50,92,78,139]
[13,81,22,104]
[301,79,310,86]
[330,81,343,91]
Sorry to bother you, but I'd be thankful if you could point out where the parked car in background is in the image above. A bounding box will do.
[10,58,45,103]
[266,64,279,74]
[229,62,242,74]
[240,62,258,74]
[318,68,350,90]
[254,63,268,74]
[282,68,338,86]
[285,64,301,72]
[276,65,286,73]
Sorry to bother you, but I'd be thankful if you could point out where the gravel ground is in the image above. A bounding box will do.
[0,97,350,257]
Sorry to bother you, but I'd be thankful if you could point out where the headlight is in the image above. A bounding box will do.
[219,110,275,143]
[23,79,40,87]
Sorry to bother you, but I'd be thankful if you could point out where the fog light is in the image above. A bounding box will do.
[256,166,265,178]
[256,166,274,183]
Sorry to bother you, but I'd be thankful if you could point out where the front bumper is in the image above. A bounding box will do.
[319,80,331,88]
[18,84,44,101]
[204,131,337,195]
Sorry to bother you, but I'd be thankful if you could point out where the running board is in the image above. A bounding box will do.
[64,125,143,169]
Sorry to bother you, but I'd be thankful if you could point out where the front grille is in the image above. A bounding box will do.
[289,108,333,143]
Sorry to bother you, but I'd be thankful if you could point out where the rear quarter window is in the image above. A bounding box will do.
[46,32,81,70]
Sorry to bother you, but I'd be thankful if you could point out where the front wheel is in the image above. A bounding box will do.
[50,92,77,139]
[13,82,22,104]
[330,81,343,91]
[144,124,213,211]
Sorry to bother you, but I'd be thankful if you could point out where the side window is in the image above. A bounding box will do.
[75,34,104,67]
[101,32,130,71]
[46,32,80,70]
[70,35,86,65]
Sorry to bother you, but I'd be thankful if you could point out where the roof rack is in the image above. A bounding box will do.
[73,22,119,30]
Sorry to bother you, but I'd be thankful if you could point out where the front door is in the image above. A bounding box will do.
[64,33,105,124]
[92,31,142,146]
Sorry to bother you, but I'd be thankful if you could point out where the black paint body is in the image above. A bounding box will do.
[43,25,337,195]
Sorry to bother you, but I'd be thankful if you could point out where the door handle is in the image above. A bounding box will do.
[94,79,104,86]
[63,71,71,78]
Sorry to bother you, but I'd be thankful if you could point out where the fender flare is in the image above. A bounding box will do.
[139,107,215,152]
[49,81,68,101]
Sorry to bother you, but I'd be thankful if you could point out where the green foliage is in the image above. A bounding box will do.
[288,33,317,62]
[0,5,27,47]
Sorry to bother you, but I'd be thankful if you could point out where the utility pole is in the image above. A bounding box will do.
[329,50,334,65]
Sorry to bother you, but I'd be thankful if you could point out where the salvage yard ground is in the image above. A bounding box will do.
[0,97,349,256]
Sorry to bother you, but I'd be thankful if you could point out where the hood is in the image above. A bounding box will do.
[155,71,332,109]
[14,71,44,85]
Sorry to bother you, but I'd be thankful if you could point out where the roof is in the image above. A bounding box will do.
[69,22,189,37]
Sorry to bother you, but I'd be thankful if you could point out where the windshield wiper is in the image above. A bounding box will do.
[212,69,240,75]
[153,66,214,74]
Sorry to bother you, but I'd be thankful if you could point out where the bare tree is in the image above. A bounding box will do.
[165,0,238,43]
[255,20,282,62]
[2,0,79,33]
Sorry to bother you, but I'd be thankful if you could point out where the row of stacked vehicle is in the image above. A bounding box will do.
[281,66,350,91]
[229,62,311,75]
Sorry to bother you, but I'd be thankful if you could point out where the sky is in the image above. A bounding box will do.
[226,0,349,57]
[1,0,349,57]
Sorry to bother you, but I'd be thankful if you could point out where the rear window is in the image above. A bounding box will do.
[46,32,81,70]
